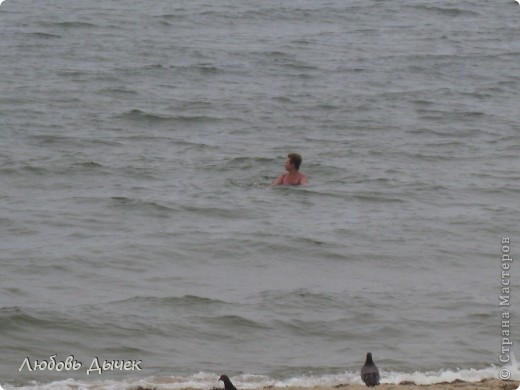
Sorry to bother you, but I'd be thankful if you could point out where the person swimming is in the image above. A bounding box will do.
[272,153,308,186]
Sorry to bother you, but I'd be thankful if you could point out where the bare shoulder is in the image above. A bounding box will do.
[272,174,285,186]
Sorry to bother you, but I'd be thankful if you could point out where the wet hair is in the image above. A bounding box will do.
[288,153,302,170]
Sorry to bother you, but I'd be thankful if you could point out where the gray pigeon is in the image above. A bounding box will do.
[219,375,238,390]
[361,352,380,387]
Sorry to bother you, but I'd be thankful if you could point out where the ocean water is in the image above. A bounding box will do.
[0,0,519,388]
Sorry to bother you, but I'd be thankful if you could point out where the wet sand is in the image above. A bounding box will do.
[146,380,519,390]
[258,380,519,390]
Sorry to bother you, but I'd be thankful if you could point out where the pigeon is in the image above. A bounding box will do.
[219,375,238,390]
[361,352,380,387]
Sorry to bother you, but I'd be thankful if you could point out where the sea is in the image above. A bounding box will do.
[0,0,519,389]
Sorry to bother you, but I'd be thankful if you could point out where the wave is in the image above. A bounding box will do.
[109,294,230,308]
[116,109,175,123]
[117,109,225,124]
[23,32,62,39]
[108,196,178,214]
[5,364,519,389]
[222,157,276,171]
[410,5,480,17]
[207,315,270,331]
[39,21,99,29]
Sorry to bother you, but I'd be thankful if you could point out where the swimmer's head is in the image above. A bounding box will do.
[287,153,302,170]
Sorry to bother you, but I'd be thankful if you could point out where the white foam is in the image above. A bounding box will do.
[382,354,520,385]
[505,353,520,381]
[382,366,501,385]
[4,360,520,390]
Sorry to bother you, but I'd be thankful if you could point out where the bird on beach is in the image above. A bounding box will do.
[219,375,238,390]
[361,352,380,387]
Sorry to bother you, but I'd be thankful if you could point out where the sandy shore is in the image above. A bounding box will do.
[139,381,519,390]
[255,380,520,390]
